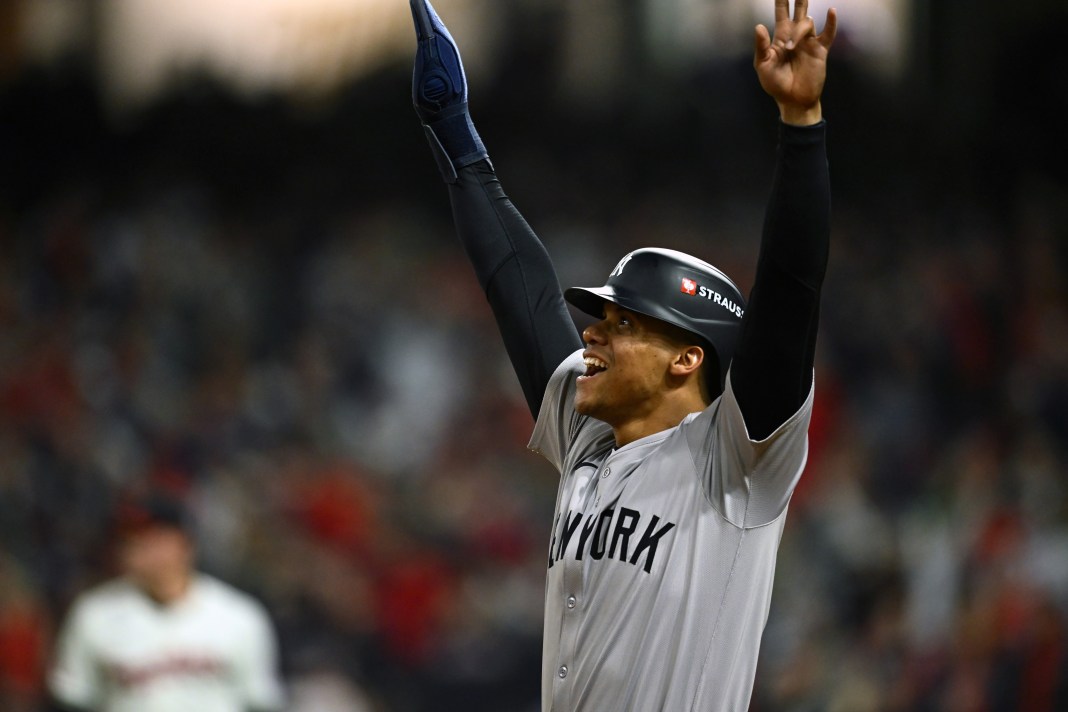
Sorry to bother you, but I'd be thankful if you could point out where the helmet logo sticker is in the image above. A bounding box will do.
[609,253,635,278]
[680,277,745,318]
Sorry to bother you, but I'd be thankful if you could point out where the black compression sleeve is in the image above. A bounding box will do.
[447,160,582,417]
[730,121,830,440]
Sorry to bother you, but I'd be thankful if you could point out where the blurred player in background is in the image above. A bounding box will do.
[410,0,837,709]
[48,494,285,712]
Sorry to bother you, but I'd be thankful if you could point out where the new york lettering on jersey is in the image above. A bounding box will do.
[547,431,684,580]
[548,506,676,574]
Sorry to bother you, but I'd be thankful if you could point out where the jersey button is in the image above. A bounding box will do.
[601,467,611,478]
[558,665,568,679]
[566,595,577,609]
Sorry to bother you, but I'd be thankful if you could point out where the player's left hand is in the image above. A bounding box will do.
[754,0,837,126]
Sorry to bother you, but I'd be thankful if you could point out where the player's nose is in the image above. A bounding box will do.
[582,321,606,346]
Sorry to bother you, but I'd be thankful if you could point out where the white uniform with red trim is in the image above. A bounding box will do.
[50,574,284,712]
[530,351,814,712]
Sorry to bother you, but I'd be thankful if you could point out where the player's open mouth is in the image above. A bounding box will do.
[580,355,608,379]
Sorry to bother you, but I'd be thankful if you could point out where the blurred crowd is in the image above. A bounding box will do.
[2,29,1068,712]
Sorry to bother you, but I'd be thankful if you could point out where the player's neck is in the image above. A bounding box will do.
[612,394,708,447]
[141,569,194,607]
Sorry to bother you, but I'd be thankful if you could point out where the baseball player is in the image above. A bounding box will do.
[410,0,836,709]
[48,495,285,712]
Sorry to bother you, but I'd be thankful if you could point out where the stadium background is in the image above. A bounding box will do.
[1,0,1066,710]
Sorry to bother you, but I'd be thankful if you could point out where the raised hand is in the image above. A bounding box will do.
[754,0,837,125]
[411,0,468,121]
[410,0,488,182]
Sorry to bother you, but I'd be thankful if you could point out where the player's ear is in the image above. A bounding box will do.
[669,345,704,377]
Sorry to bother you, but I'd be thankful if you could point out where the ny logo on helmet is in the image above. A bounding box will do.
[609,253,635,278]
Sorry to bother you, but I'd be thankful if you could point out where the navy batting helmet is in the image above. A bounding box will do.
[565,248,746,394]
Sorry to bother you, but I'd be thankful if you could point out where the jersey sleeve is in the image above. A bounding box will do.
[234,600,286,711]
[49,599,102,710]
[686,368,814,528]
[528,349,614,473]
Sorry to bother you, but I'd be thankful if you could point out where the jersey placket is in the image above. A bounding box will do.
[552,461,598,711]
[552,449,640,710]
[555,446,623,708]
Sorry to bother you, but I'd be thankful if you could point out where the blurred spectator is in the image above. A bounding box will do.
[48,494,286,712]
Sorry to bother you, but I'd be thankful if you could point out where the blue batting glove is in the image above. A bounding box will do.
[410,0,489,182]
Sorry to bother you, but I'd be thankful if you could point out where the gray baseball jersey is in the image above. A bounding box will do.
[529,350,814,712]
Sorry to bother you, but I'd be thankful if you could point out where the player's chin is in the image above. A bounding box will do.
[573,382,596,416]
[573,380,606,418]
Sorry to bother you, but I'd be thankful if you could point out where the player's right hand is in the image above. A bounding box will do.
[409,0,488,181]
[410,0,468,122]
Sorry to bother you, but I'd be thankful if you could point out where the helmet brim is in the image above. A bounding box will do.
[564,286,616,318]
[565,285,705,343]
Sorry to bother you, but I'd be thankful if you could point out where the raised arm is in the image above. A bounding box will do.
[410,0,581,416]
[729,0,837,440]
